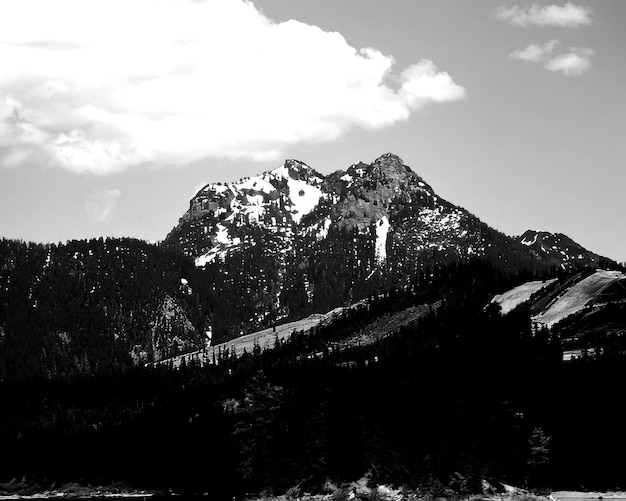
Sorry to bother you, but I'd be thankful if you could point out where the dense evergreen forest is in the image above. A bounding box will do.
[0,230,553,381]
[0,237,202,380]
[2,259,625,496]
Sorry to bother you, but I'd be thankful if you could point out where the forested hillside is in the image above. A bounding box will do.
[0,238,202,380]
[2,260,626,496]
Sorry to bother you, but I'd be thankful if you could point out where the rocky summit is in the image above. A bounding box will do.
[166,153,528,269]
[519,229,600,268]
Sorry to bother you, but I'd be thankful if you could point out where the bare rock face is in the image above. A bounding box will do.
[165,152,487,269]
[148,295,199,363]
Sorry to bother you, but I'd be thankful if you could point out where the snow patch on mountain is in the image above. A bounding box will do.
[215,224,230,245]
[237,176,275,195]
[521,233,538,246]
[194,224,244,266]
[210,184,229,195]
[375,216,390,263]
[418,207,463,232]
[271,163,325,222]
[195,248,224,267]
[308,216,332,240]
[286,179,324,224]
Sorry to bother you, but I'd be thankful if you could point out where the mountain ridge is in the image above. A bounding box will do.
[166,153,602,273]
[162,152,611,340]
[0,153,616,379]
[519,229,601,268]
[167,153,490,263]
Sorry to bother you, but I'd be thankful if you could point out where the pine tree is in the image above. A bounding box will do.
[527,427,551,488]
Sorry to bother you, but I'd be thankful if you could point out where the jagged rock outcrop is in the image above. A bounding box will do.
[166,153,525,269]
[519,229,600,268]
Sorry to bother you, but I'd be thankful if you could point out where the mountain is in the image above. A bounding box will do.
[163,153,567,340]
[1,153,615,380]
[518,229,601,268]
[3,157,626,495]
[167,153,528,268]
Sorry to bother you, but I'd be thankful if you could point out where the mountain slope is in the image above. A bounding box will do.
[0,238,202,380]
[533,269,625,328]
[165,153,553,340]
[167,153,539,272]
[492,269,626,328]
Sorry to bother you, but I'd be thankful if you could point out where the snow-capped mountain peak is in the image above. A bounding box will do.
[169,158,330,266]
[168,152,518,272]
[164,153,613,334]
[268,159,324,184]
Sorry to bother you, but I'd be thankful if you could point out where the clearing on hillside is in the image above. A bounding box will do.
[491,278,558,315]
[533,270,626,328]
[156,300,370,368]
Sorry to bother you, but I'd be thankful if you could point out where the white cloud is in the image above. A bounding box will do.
[84,189,121,223]
[0,0,466,175]
[399,61,467,105]
[509,40,560,63]
[509,42,594,76]
[545,48,594,76]
[494,3,592,28]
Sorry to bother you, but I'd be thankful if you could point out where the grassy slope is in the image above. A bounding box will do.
[157,301,369,368]
[533,270,626,328]
[157,299,441,368]
[492,279,558,315]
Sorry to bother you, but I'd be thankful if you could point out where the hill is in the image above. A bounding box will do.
[0,237,202,380]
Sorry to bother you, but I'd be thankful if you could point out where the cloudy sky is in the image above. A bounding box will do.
[1,0,625,262]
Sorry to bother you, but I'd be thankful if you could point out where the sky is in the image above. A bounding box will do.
[0,0,625,262]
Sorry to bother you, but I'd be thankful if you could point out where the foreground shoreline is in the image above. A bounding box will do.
[2,485,625,501]
[552,493,626,500]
